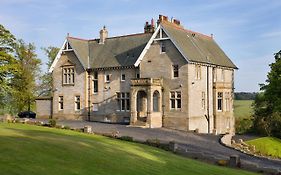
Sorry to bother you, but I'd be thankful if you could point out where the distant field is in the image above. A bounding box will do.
[234,100,254,119]
[246,137,281,158]
[0,123,257,175]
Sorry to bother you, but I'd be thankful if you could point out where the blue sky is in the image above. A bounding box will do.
[1,0,281,92]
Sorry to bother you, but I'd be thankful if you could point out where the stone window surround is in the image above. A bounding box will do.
[121,71,126,82]
[93,71,98,94]
[170,91,181,110]
[172,64,179,78]
[116,92,130,112]
[160,41,166,54]
[195,65,201,80]
[62,66,75,85]
[58,96,63,111]
[217,92,223,111]
[74,95,81,111]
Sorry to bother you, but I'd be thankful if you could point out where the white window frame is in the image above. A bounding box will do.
[75,96,81,111]
[170,91,181,110]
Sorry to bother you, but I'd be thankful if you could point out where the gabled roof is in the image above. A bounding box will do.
[161,22,237,69]
[88,33,152,68]
[49,20,236,73]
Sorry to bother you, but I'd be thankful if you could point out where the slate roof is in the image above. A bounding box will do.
[66,22,236,69]
[67,33,152,69]
[161,22,237,69]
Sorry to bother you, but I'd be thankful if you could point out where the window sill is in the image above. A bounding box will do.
[62,84,75,86]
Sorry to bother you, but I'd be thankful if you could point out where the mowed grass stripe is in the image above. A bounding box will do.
[0,123,257,175]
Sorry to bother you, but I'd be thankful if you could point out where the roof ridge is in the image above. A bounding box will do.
[161,21,212,39]
[67,36,89,41]
[88,32,150,41]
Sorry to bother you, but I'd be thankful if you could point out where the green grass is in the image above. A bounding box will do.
[0,123,257,175]
[234,100,254,119]
[246,137,281,158]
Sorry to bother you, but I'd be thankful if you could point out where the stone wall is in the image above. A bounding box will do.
[35,97,52,119]
[52,51,87,120]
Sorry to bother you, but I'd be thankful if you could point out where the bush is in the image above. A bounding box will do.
[118,136,133,142]
[48,119,56,127]
[235,118,253,134]
[63,125,71,130]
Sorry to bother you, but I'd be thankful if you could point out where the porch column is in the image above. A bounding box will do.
[147,87,152,128]
[130,89,137,125]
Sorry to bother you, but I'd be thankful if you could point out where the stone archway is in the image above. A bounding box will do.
[136,90,147,122]
[130,78,163,128]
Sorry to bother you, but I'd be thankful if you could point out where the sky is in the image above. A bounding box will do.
[1,0,281,92]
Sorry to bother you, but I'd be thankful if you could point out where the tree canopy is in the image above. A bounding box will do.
[253,50,281,138]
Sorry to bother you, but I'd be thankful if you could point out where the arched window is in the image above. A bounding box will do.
[153,91,160,112]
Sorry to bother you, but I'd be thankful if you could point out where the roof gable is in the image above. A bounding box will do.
[161,22,237,69]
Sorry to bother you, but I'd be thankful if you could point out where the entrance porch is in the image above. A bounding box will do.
[130,78,163,128]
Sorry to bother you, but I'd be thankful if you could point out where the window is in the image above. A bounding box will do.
[58,96,63,110]
[195,65,201,80]
[93,103,98,111]
[173,65,179,78]
[225,92,230,112]
[153,91,160,112]
[105,74,110,83]
[63,67,75,85]
[116,92,130,111]
[121,73,126,81]
[202,92,205,109]
[93,71,98,93]
[170,91,181,110]
[160,42,166,53]
[75,96,80,111]
[217,92,223,111]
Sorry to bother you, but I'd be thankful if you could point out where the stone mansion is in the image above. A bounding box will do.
[36,15,237,134]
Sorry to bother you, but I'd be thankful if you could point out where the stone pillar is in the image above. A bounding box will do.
[147,88,152,128]
[130,89,137,125]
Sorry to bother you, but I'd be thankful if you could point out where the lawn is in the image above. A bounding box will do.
[246,137,281,159]
[0,123,257,175]
[234,100,254,119]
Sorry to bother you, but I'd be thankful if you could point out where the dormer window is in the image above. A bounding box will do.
[62,66,75,85]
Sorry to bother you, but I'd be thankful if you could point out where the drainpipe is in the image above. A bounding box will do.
[87,70,91,121]
[206,66,210,133]
[161,87,165,126]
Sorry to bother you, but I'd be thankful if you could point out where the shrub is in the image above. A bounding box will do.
[119,136,133,142]
[235,118,253,134]
[48,119,56,127]
[63,125,71,130]
[146,138,161,147]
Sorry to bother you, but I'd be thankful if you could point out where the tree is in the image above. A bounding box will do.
[0,24,17,111]
[10,40,41,112]
[38,46,59,96]
[253,50,281,138]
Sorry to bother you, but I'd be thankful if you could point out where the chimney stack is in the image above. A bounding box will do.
[99,26,108,44]
[144,19,155,33]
